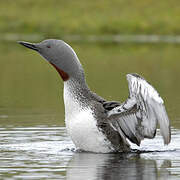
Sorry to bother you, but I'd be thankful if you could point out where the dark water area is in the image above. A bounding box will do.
[0,42,180,179]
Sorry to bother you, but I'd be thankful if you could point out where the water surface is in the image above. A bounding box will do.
[0,42,180,179]
[0,125,180,179]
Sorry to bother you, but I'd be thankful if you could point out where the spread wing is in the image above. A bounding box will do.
[106,73,171,146]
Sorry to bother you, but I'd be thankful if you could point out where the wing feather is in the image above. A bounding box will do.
[107,73,171,145]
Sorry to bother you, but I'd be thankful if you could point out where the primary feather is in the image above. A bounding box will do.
[107,73,171,146]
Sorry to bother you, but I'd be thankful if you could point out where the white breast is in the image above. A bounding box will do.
[63,82,113,153]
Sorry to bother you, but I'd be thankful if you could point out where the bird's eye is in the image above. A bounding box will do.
[47,45,51,48]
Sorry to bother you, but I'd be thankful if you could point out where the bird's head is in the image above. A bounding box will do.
[18,39,84,82]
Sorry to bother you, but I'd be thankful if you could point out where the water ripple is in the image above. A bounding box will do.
[0,126,180,179]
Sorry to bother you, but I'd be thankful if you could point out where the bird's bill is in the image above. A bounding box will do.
[18,41,39,51]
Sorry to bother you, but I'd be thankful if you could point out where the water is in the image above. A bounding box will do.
[0,42,180,179]
[0,125,180,180]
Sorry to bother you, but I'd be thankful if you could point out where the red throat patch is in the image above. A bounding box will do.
[50,62,69,81]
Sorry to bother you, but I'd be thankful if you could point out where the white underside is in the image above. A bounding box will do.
[64,82,113,153]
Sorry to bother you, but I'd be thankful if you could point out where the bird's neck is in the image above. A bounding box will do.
[63,77,91,121]
[50,62,69,81]
[64,77,90,98]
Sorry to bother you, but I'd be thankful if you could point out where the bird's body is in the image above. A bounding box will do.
[63,79,112,153]
[19,39,171,153]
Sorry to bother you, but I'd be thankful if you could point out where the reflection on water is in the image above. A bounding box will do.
[67,153,158,180]
[0,126,180,179]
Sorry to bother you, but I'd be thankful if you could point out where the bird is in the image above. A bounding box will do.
[18,39,171,153]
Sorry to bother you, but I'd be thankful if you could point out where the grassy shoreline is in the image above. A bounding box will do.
[1,0,180,37]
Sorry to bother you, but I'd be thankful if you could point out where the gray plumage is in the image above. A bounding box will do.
[107,73,171,146]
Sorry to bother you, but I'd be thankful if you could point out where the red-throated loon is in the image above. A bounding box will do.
[18,39,171,153]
